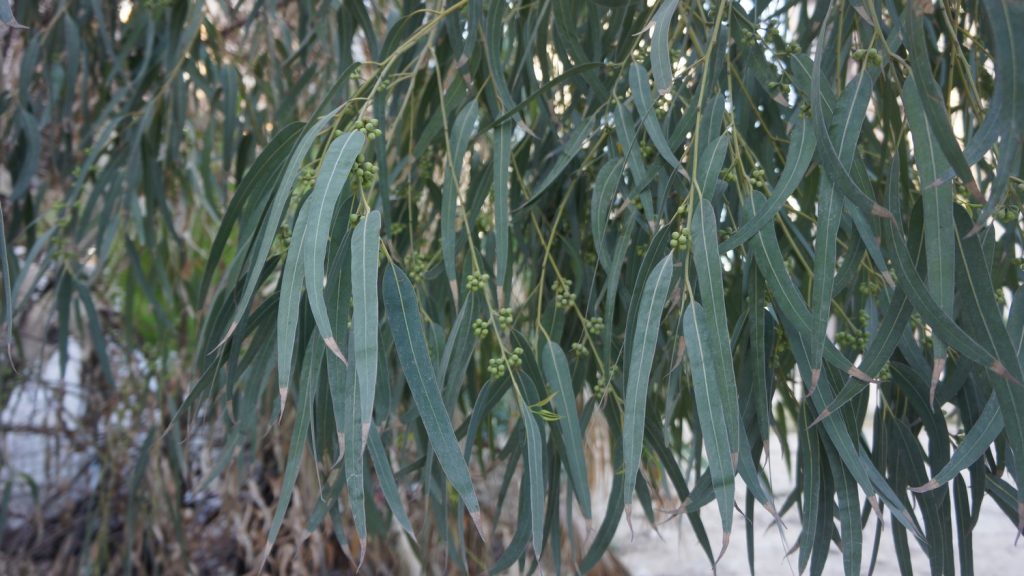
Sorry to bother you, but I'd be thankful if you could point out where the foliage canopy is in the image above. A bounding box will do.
[3,0,1024,573]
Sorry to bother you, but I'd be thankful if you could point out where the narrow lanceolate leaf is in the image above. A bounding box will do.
[591,159,624,269]
[824,440,862,576]
[904,2,977,191]
[614,101,648,187]
[260,336,322,570]
[809,68,878,390]
[692,199,740,459]
[915,394,1002,492]
[344,352,367,564]
[367,425,415,539]
[629,63,679,168]
[493,122,513,285]
[352,210,381,449]
[809,13,891,220]
[649,0,678,94]
[798,408,826,574]
[694,134,730,200]
[720,117,816,253]
[542,341,591,518]
[518,116,596,211]
[305,130,365,362]
[516,375,545,558]
[622,254,674,523]
[814,289,913,422]
[381,264,482,531]
[442,100,479,281]
[278,201,313,405]
[684,303,736,554]
[904,78,954,391]
[954,475,975,576]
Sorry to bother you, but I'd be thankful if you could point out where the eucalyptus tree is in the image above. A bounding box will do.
[2,0,1024,573]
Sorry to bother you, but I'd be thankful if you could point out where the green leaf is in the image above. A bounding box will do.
[485,63,606,130]
[720,117,816,253]
[305,130,366,362]
[516,116,596,212]
[352,210,381,449]
[809,68,879,390]
[381,264,483,532]
[629,63,679,169]
[442,100,479,281]
[484,1,516,114]
[344,346,367,563]
[808,14,891,220]
[814,289,913,422]
[580,403,625,573]
[649,0,678,94]
[493,122,513,285]
[622,253,673,523]
[692,198,740,456]
[694,134,729,200]
[277,200,312,406]
[823,440,862,576]
[591,159,624,269]
[954,475,975,576]
[915,394,1002,492]
[904,3,977,190]
[904,78,955,380]
[541,341,591,518]
[516,373,546,558]
[683,302,736,552]
[259,336,322,569]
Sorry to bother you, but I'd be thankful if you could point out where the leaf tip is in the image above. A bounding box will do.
[469,510,487,542]
[848,364,874,383]
[871,203,895,222]
[868,495,882,519]
[325,337,348,365]
[990,359,1020,385]
[215,320,240,351]
[278,387,288,416]
[809,408,831,428]
[715,531,731,565]
[911,479,941,493]
[356,535,367,571]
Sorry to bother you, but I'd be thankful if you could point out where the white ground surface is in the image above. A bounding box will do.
[609,433,1024,575]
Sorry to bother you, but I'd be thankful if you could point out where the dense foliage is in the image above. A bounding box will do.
[3,0,1024,573]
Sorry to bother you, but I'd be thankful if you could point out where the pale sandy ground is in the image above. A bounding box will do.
[609,433,1024,575]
